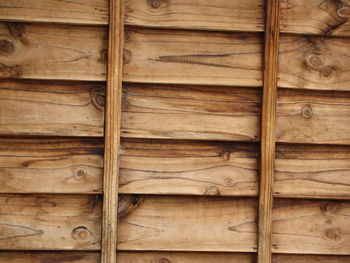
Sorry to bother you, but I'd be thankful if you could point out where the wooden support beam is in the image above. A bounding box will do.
[101,0,124,262]
[258,0,280,263]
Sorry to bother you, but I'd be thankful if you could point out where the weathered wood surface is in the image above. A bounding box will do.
[121,84,261,141]
[279,35,350,91]
[273,254,350,263]
[123,28,263,87]
[119,139,258,196]
[117,196,258,252]
[272,199,350,254]
[275,144,350,199]
[0,23,107,81]
[0,194,101,250]
[0,0,108,25]
[0,80,104,136]
[0,138,103,194]
[0,252,100,263]
[277,89,350,145]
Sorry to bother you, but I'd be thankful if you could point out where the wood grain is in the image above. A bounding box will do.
[258,0,280,262]
[123,28,263,87]
[273,254,350,263]
[279,35,350,91]
[0,194,101,250]
[121,84,261,141]
[277,89,350,145]
[272,199,350,254]
[275,144,350,199]
[117,196,258,252]
[119,139,258,196]
[0,0,108,25]
[0,137,103,194]
[0,80,104,136]
[0,252,100,263]
[0,22,107,81]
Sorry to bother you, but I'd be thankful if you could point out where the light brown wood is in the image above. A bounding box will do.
[121,84,260,141]
[0,138,103,194]
[273,254,350,263]
[275,144,350,199]
[125,0,264,32]
[117,196,258,252]
[0,80,104,136]
[0,194,101,250]
[0,23,107,81]
[0,252,100,263]
[279,35,350,91]
[277,89,350,145]
[258,0,280,262]
[101,0,124,262]
[0,0,108,25]
[272,199,350,254]
[119,139,258,196]
[123,28,263,87]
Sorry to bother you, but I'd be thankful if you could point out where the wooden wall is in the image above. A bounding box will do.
[0,0,349,262]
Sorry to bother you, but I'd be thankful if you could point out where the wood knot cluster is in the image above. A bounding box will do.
[304,50,337,80]
[0,40,14,55]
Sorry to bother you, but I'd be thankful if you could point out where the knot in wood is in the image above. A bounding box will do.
[222,151,231,160]
[305,53,323,70]
[301,105,313,119]
[74,168,87,179]
[158,258,171,263]
[337,6,350,17]
[0,63,21,78]
[149,0,161,8]
[204,186,221,196]
[320,66,336,79]
[324,228,341,241]
[91,88,105,111]
[123,48,132,64]
[71,226,94,242]
[320,201,342,215]
[0,40,14,55]
[225,177,234,186]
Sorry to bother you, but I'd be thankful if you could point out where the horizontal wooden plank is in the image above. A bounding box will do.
[279,35,350,91]
[0,0,108,25]
[121,84,260,141]
[0,80,104,136]
[276,89,350,145]
[0,194,101,250]
[275,144,350,199]
[0,252,100,263]
[273,254,350,263]
[0,23,107,81]
[0,138,103,194]
[123,28,263,87]
[272,199,350,255]
[119,139,258,196]
[117,196,258,252]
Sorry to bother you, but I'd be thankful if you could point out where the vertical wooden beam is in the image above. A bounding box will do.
[258,0,280,263]
[101,0,124,262]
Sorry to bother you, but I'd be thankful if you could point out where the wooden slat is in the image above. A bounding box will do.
[279,35,350,91]
[277,89,350,145]
[0,80,104,136]
[0,0,108,25]
[117,196,258,252]
[0,137,103,194]
[272,199,350,255]
[258,0,280,262]
[123,28,263,87]
[275,144,350,199]
[273,254,350,263]
[0,22,107,81]
[0,252,100,263]
[0,194,101,250]
[119,139,258,196]
[125,0,264,32]
[121,84,261,141]
[101,0,124,262]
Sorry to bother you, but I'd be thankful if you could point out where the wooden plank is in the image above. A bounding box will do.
[0,80,104,136]
[101,0,124,262]
[280,0,350,37]
[0,137,103,194]
[0,194,101,250]
[279,35,350,91]
[121,84,261,141]
[277,89,350,145]
[0,22,107,81]
[258,0,280,262]
[0,0,108,25]
[273,254,350,263]
[125,0,264,32]
[272,199,350,255]
[0,252,100,263]
[275,144,350,199]
[117,196,258,252]
[119,139,258,196]
[123,28,263,87]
